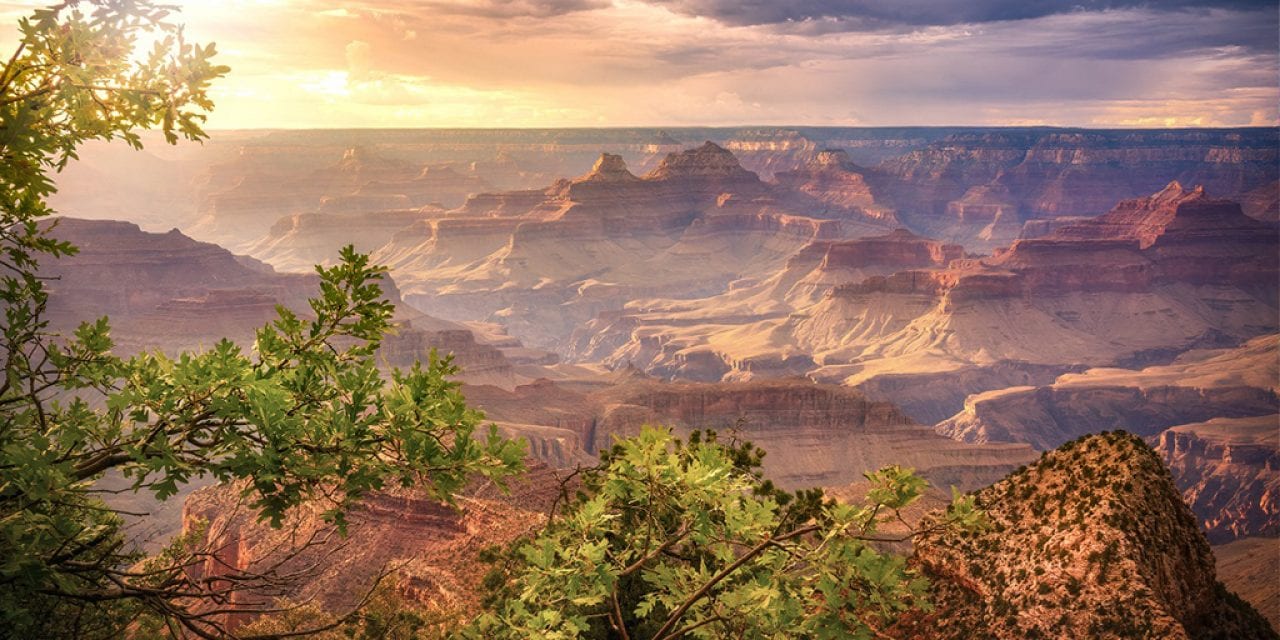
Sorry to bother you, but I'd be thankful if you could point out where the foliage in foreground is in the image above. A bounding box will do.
[0,2,523,637]
[469,428,987,640]
[1,3,984,639]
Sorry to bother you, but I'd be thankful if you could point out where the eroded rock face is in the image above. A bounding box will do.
[572,184,1277,391]
[774,149,897,222]
[464,377,1035,491]
[899,432,1276,639]
[875,128,1280,249]
[1155,416,1279,543]
[180,464,566,630]
[375,144,895,353]
[792,229,963,272]
[937,335,1278,449]
[936,337,1278,545]
[566,228,966,376]
[39,217,520,387]
[41,218,317,350]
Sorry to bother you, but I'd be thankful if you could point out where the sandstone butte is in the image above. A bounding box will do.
[576,181,1277,414]
[55,128,1276,257]
[357,143,898,352]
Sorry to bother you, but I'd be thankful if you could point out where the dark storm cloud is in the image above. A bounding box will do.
[962,7,1279,60]
[644,0,1278,28]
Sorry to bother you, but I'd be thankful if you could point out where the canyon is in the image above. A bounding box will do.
[39,126,1280,634]
[39,217,524,387]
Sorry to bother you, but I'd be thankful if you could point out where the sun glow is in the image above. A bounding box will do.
[0,0,1275,128]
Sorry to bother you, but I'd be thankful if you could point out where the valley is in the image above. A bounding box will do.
[44,126,1280,635]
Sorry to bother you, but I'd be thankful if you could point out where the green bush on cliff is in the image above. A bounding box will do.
[468,427,987,640]
[0,3,523,637]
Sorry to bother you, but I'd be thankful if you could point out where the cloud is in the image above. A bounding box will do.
[641,0,1278,28]
[100,0,1276,128]
[340,0,609,19]
[345,39,373,80]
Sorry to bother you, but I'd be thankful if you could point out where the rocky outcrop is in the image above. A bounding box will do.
[773,149,896,222]
[465,377,1034,491]
[875,129,1279,249]
[375,144,894,353]
[40,218,520,386]
[937,335,1278,449]
[937,337,1278,545]
[1155,416,1279,542]
[900,431,1277,639]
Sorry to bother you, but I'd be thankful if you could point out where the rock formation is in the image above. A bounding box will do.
[372,143,893,352]
[180,464,567,630]
[874,128,1279,249]
[773,148,897,222]
[937,335,1277,449]
[936,336,1278,543]
[573,184,1277,398]
[39,217,522,387]
[1155,416,1279,542]
[900,431,1277,639]
[463,376,1035,491]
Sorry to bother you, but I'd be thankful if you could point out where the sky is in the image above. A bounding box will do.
[0,0,1277,129]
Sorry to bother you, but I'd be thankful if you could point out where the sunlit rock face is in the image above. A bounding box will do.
[371,143,896,353]
[936,336,1278,545]
[899,432,1274,639]
[38,217,520,387]
[180,463,566,631]
[571,183,1277,397]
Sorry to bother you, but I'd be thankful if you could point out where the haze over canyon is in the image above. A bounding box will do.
[33,123,1277,635]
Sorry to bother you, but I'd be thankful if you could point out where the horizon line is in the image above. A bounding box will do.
[195,123,1280,133]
